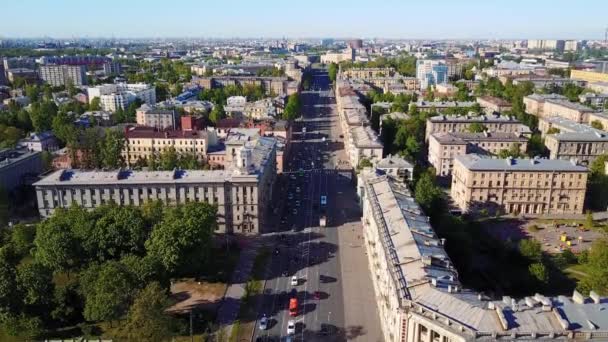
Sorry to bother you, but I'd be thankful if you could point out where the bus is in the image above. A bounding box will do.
[289,298,298,316]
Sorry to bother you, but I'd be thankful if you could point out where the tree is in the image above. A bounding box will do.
[424,85,435,101]
[209,104,226,124]
[529,262,549,284]
[586,210,594,230]
[34,209,83,274]
[283,94,301,121]
[30,101,58,133]
[89,97,101,111]
[80,261,136,323]
[519,239,542,263]
[51,282,84,325]
[579,239,608,294]
[328,63,338,83]
[414,171,444,215]
[16,262,54,308]
[146,202,217,273]
[0,252,19,314]
[0,186,9,227]
[546,127,560,135]
[121,282,176,341]
[591,120,604,130]
[100,129,125,168]
[158,146,179,171]
[1,313,43,339]
[498,143,523,159]
[357,158,373,170]
[86,205,149,262]
[10,223,36,258]
[468,122,486,133]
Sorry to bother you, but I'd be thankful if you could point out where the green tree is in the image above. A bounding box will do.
[51,282,84,325]
[80,261,136,324]
[30,101,58,133]
[468,122,486,133]
[121,282,176,341]
[283,93,301,121]
[158,146,179,171]
[498,143,523,159]
[1,313,43,339]
[16,262,54,308]
[519,239,542,263]
[0,251,19,314]
[591,120,604,130]
[146,202,217,274]
[100,129,125,168]
[579,239,608,294]
[529,262,549,284]
[357,158,373,170]
[414,171,444,215]
[87,205,149,262]
[209,104,226,123]
[546,127,560,135]
[89,97,101,111]
[34,209,83,274]
[424,85,435,101]
[0,186,9,227]
[328,63,338,83]
[10,223,36,258]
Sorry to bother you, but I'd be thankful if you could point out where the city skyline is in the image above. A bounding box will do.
[1,0,607,40]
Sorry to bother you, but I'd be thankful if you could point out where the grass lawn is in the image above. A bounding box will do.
[564,264,590,281]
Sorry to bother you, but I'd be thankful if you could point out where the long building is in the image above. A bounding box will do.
[358,168,607,342]
[425,114,531,141]
[87,83,156,112]
[451,154,587,215]
[0,148,43,192]
[39,65,87,87]
[523,94,596,123]
[34,137,277,234]
[544,130,608,165]
[190,76,294,96]
[428,131,528,176]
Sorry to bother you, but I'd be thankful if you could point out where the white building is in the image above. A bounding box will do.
[135,104,177,130]
[34,137,278,235]
[87,83,156,112]
[39,65,87,87]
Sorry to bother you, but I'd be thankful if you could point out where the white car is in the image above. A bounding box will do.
[291,275,298,286]
[287,320,296,335]
[258,316,268,330]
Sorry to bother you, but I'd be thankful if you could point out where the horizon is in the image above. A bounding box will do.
[1,0,606,40]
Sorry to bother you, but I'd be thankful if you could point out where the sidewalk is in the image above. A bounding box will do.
[216,242,260,339]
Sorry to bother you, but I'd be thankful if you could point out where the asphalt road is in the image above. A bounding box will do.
[252,69,353,342]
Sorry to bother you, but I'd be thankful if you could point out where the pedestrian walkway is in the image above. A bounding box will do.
[216,242,260,339]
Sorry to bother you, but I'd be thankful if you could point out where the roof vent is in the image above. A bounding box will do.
[589,291,601,304]
[572,289,585,304]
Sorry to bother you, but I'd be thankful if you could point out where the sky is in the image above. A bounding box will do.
[1,0,606,40]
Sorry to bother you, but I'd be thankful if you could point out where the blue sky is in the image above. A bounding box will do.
[1,0,606,39]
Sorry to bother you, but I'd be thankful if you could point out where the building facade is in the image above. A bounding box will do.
[416,60,448,89]
[35,138,277,234]
[0,149,43,192]
[135,105,177,130]
[425,114,531,141]
[87,83,156,112]
[451,154,587,215]
[428,132,528,176]
[39,65,87,87]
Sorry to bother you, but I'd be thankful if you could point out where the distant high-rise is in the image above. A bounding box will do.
[348,39,363,49]
[527,39,565,52]
[416,60,448,90]
[39,65,87,87]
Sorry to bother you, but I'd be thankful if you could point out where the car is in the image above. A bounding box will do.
[314,291,321,300]
[287,320,296,335]
[292,208,298,215]
[296,187,300,193]
[282,269,289,276]
[295,201,300,207]
[291,276,298,286]
[258,316,268,330]
[339,134,344,138]
[288,193,294,200]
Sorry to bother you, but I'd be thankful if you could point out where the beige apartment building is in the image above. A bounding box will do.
[341,67,395,79]
[524,94,595,122]
[428,132,527,176]
[538,116,600,136]
[570,69,608,83]
[476,96,512,114]
[545,131,608,165]
[35,137,277,234]
[358,168,606,342]
[135,104,177,130]
[586,112,608,130]
[451,154,588,215]
[425,114,531,141]
[122,126,219,166]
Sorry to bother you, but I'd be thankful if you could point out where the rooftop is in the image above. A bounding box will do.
[432,131,528,144]
[0,149,41,170]
[454,154,588,172]
[545,99,596,112]
[542,116,603,134]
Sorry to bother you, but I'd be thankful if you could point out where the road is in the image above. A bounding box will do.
[252,69,360,341]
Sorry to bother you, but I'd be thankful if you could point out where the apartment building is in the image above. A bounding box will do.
[358,168,607,342]
[564,40,580,52]
[538,116,602,135]
[341,67,395,80]
[571,70,608,83]
[122,126,218,166]
[451,154,587,215]
[348,125,383,167]
[413,100,476,113]
[476,96,512,114]
[190,76,291,96]
[527,39,565,51]
[429,132,527,176]
[35,137,277,235]
[545,131,608,165]
[39,65,87,87]
[416,59,448,89]
[135,104,177,130]
[524,94,595,122]
[425,114,531,141]
[0,149,43,192]
[88,83,156,112]
[579,93,608,108]
[587,112,608,130]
